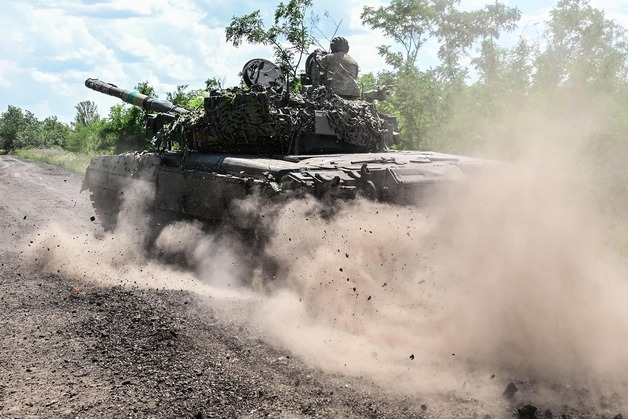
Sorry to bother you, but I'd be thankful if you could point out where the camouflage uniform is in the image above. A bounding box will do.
[317,37,360,99]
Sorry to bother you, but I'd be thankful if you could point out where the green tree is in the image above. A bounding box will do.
[436,0,628,215]
[531,0,628,213]
[360,0,521,148]
[361,0,520,74]
[166,85,208,110]
[205,77,222,90]
[534,0,628,93]
[40,116,71,148]
[65,120,109,154]
[0,107,72,151]
[468,36,534,117]
[226,0,315,84]
[14,110,43,148]
[74,100,100,126]
[0,106,29,151]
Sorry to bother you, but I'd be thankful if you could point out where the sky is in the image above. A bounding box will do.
[0,0,627,124]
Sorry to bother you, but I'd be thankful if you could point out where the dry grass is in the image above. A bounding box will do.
[12,148,97,173]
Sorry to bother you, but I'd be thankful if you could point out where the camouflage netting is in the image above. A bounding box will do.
[160,86,395,153]
[317,88,396,151]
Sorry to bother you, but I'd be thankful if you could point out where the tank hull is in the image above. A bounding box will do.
[82,150,486,229]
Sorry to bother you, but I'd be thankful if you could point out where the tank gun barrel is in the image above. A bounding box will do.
[85,78,189,115]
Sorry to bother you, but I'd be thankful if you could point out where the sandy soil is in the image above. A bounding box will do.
[0,155,626,419]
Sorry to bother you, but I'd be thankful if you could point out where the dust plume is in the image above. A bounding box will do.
[250,102,628,408]
[30,179,257,302]
[26,96,628,413]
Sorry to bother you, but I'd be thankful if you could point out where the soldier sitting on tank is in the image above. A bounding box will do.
[316,37,361,100]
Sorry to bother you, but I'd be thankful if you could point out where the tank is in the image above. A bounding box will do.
[82,59,486,231]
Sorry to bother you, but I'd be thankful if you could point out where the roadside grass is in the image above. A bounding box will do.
[12,148,97,173]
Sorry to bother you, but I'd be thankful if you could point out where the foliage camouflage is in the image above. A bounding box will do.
[160,85,396,153]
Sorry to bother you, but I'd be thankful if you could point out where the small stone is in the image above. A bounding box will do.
[503,382,518,400]
[420,404,427,410]
[517,404,537,418]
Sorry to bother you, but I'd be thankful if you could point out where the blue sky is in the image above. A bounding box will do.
[0,0,626,123]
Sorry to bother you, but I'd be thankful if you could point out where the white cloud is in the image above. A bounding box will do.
[31,71,62,83]
[0,60,17,88]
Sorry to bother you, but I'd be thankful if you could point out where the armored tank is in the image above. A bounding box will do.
[82,58,485,231]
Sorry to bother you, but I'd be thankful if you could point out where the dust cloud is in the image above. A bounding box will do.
[28,98,628,412]
[30,180,257,302]
[251,104,628,406]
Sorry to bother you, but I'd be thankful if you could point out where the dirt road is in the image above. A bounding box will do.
[1,155,626,419]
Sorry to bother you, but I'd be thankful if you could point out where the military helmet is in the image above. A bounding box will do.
[330,37,349,53]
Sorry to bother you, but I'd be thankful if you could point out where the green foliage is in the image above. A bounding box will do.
[359,0,628,222]
[226,0,314,83]
[166,85,208,111]
[101,104,145,153]
[41,116,72,148]
[205,77,223,90]
[431,0,628,216]
[357,73,378,93]
[361,0,520,74]
[361,0,521,148]
[65,119,111,154]
[0,106,29,151]
[535,0,628,93]
[74,100,100,126]
[14,109,42,149]
[0,106,72,151]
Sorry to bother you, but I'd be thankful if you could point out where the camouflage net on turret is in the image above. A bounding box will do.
[313,88,396,151]
[160,86,395,153]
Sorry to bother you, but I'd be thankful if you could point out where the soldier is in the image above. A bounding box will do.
[317,37,360,99]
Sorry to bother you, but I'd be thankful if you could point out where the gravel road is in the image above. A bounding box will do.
[1,155,626,419]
